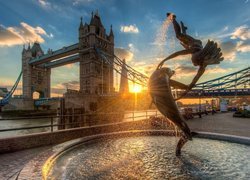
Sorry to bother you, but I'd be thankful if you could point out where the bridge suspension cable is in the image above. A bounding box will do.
[0,71,22,106]
[96,47,249,93]
[95,48,148,86]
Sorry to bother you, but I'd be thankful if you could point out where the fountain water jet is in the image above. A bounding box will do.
[149,12,224,156]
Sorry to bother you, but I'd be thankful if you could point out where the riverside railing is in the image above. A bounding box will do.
[0,110,160,138]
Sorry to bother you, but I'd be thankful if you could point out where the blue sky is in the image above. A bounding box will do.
[0,0,249,96]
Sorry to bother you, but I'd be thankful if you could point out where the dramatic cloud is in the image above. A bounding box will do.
[231,25,250,40]
[120,25,139,33]
[205,24,250,61]
[220,41,238,61]
[114,48,134,61]
[220,40,250,61]
[0,22,49,46]
[237,40,250,53]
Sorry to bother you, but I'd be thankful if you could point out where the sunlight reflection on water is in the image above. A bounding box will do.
[48,136,250,179]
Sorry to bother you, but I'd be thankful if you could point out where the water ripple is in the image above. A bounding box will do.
[48,136,250,180]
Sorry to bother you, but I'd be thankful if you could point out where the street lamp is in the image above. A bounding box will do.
[198,91,201,118]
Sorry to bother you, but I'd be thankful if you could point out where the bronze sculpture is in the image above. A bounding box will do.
[149,13,223,156]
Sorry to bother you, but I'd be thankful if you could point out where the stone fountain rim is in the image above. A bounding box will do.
[17,130,250,179]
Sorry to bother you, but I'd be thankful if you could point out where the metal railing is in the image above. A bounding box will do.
[0,110,160,138]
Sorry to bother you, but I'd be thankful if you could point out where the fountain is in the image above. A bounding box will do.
[17,13,249,180]
[44,132,250,179]
[149,12,223,156]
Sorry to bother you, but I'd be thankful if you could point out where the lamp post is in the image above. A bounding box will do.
[198,91,201,118]
[134,91,137,111]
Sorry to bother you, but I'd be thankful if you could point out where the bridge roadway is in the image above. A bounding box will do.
[0,112,249,179]
[180,88,250,98]
[38,47,97,69]
[29,43,79,66]
[42,54,79,68]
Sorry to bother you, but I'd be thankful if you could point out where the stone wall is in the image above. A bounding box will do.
[2,98,34,111]
[0,119,166,153]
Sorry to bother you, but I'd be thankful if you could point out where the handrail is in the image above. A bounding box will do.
[0,110,158,121]
[0,110,160,135]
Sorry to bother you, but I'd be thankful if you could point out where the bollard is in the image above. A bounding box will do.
[50,117,53,132]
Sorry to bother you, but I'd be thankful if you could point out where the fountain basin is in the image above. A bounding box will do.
[39,131,250,180]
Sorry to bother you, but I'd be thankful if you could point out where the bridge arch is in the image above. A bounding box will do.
[32,91,44,99]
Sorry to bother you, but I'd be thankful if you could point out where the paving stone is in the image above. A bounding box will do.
[0,146,50,180]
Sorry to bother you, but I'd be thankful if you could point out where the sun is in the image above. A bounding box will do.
[131,84,142,93]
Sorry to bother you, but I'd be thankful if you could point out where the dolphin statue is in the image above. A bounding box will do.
[148,12,223,156]
[148,67,195,156]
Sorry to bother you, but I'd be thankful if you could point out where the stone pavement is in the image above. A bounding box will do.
[187,112,250,137]
[0,112,249,179]
[0,146,50,180]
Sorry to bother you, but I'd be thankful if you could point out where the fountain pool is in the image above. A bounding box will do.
[43,131,250,180]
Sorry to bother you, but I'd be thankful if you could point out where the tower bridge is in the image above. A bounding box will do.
[20,12,116,111]
[1,11,249,111]
[1,12,116,111]
[22,12,115,101]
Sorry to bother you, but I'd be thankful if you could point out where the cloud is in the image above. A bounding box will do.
[212,25,250,61]
[220,40,250,61]
[51,80,79,96]
[220,41,237,61]
[205,66,230,74]
[38,0,51,9]
[73,0,94,6]
[237,40,250,52]
[129,62,155,76]
[0,22,49,46]
[231,25,250,40]
[128,43,138,53]
[61,80,79,90]
[114,48,134,61]
[120,25,139,33]
[175,65,197,77]
[209,25,250,41]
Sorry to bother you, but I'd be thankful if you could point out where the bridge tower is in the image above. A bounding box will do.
[22,43,51,99]
[78,11,114,94]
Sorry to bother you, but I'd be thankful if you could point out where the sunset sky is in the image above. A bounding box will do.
[0,0,249,96]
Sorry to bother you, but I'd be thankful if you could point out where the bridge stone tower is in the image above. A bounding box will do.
[78,11,114,95]
[22,43,51,99]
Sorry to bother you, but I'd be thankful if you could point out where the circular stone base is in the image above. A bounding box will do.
[17,130,250,179]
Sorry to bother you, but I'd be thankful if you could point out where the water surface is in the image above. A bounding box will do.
[48,136,250,179]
